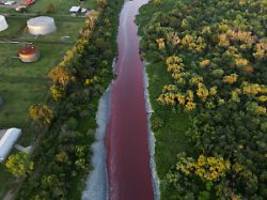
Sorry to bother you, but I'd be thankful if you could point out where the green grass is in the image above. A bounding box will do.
[0,43,71,128]
[0,18,25,38]
[0,16,84,42]
[0,0,96,14]
[146,62,191,199]
[0,6,16,14]
[147,62,191,176]
[28,0,96,14]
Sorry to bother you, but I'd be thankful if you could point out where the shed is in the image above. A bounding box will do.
[69,6,81,13]
[0,128,22,163]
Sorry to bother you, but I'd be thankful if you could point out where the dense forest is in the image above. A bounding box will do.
[138,0,267,199]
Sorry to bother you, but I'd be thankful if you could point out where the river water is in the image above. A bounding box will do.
[105,0,154,199]
[82,0,154,199]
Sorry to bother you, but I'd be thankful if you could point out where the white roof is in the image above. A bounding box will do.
[4,1,15,5]
[81,8,87,13]
[0,128,22,162]
[27,16,55,27]
[0,15,8,32]
[27,16,56,35]
[70,6,80,13]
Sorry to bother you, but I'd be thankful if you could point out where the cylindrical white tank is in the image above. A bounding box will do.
[0,15,8,32]
[27,16,56,35]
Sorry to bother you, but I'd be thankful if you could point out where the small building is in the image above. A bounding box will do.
[18,44,40,63]
[81,8,87,13]
[15,5,27,12]
[0,15,8,32]
[69,6,81,13]
[0,128,22,163]
[27,16,56,35]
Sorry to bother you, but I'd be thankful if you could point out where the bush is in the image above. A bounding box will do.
[5,152,34,177]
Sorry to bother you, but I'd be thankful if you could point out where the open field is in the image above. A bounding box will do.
[146,61,191,198]
[0,0,96,14]
[27,0,96,14]
[0,19,83,128]
[0,165,13,199]
[0,43,71,128]
[0,1,94,128]
[0,16,85,41]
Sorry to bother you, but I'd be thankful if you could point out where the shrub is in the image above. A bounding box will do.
[29,104,54,125]
[5,152,34,177]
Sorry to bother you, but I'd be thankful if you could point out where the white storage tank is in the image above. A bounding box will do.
[0,15,8,32]
[0,128,22,162]
[27,16,56,35]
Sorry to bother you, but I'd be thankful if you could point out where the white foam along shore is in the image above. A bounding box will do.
[82,62,160,200]
[143,62,161,200]
[82,58,116,200]
[82,86,111,200]
[82,58,117,200]
[82,0,160,198]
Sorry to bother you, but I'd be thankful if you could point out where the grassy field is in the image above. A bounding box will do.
[0,13,89,131]
[0,0,96,14]
[28,0,96,14]
[0,43,70,128]
[0,1,95,128]
[0,0,97,198]
[0,16,84,42]
[146,62,190,175]
[146,62,191,198]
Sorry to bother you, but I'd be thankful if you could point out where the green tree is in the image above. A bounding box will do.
[29,104,54,125]
[5,152,34,177]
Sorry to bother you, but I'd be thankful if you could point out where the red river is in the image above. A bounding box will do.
[105,0,154,199]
